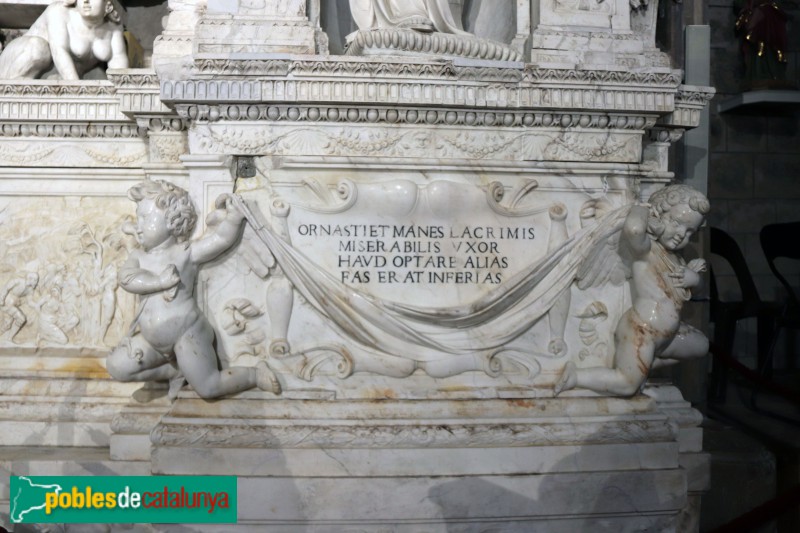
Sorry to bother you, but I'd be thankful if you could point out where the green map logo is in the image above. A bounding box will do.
[10,476,63,523]
[9,476,237,524]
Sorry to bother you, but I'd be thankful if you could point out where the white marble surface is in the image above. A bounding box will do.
[0,4,716,528]
[145,385,701,530]
[0,0,128,80]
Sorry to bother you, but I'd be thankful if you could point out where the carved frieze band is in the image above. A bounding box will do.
[163,79,676,115]
[107,71,173,116]
[177,104,657,130]
[189,59,682,86]
[189,122,644,163]
[0,80,139,142]
[162,62,683,116]
[0,123,146,139]
[106,72,160,88]
[657,85,716,129]
[0,98,127,123]
[150,417,676,449]
[0,83,119,97]
[0,140,148,167]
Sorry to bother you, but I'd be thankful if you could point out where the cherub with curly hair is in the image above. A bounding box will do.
[106,180,281,399]
[0,0,128,79]
[555,184,710,397]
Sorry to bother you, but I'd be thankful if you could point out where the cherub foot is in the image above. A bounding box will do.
[256,361,282,395]
[553,362,577,397]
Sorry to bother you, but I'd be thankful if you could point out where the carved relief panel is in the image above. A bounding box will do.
[194,164,641,398]
[0,197,136,351]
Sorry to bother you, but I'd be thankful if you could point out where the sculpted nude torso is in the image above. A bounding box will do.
[0,0,128,80]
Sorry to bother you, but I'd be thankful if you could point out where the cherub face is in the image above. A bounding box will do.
[135,198,173,251]
[80,0,107,19]
[658,203,704,251]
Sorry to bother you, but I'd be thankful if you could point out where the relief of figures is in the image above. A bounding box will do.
[0,273,39,343]
[33,286,80,344]
[105,180,281,400]
[0,0,128,80]
[0,199,135,348]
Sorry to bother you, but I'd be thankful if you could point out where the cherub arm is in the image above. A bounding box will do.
[191,195,246,264]
[671,257,707,289]
[119,254,180,295]
[619,204,651,258]
[46,6,79,80]
[107,28,129,69]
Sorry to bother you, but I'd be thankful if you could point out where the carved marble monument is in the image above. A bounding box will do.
[0,0,129,79]
[0,0,713,530]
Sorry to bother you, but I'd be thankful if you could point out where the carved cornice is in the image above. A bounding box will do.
[0,82,118,97]
[107,71,160,89]
[108,69,173,117]
[656,84,716,129]
[676,85,716,106]
[0,80,141,141]
[648,128,685,143]
[163,80,677,117]
[188,57,681,87]
[523,67,681,87]
[193,59,291,77]
[154,58,689,124]
[138,117,187,133]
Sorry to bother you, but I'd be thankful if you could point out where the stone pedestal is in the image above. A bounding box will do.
[195,0,324,55]
[531,0,669,70]
[109,384,171,461]
[148,384,703,530]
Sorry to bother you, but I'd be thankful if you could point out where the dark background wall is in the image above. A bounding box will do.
[706,0,800,367]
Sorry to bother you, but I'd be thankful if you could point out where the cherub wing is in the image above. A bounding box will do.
[575,205,631,290]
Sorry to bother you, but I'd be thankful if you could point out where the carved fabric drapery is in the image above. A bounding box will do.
[237,197,629,360]
[349,0,470,35]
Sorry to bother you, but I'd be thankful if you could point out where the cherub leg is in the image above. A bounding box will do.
[175,321,280,399]
[106,334,179,382]
[555,309,655,397]
[653,322,709,369]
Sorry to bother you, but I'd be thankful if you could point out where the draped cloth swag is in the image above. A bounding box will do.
[235,197,629,361]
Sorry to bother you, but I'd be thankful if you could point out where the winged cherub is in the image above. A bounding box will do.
[555,184,710,397]
[106,180,281,400]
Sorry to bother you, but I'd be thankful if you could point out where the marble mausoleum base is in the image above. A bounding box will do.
[103,383,709,532]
